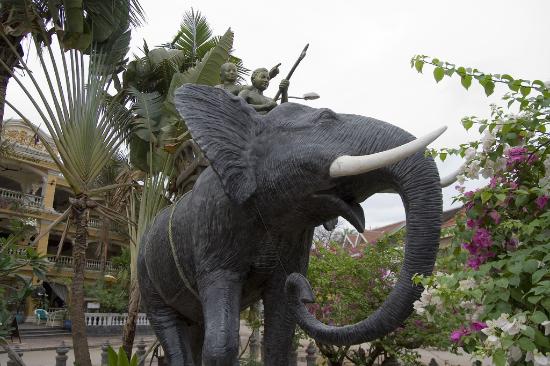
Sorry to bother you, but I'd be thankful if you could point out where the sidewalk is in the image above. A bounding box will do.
[1,334,157,353]
[1,326,486,366]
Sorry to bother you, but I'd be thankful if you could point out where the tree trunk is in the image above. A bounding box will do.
[0,5,24,138]
[99,216,110,274]
[0,73,9,134]
[122,279,141,357]
[70,199,92,366]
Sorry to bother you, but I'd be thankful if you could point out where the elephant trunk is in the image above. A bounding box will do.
[286,148,442,345]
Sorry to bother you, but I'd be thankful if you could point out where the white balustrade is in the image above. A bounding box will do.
[85,313,150,327]
[47,255,118,272]
[0,187,44,209]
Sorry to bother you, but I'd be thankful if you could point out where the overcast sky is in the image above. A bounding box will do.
[5,0,550,229]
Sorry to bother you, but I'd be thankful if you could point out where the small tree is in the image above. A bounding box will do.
[307,230,447,365]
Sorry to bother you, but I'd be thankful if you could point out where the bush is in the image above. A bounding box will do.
[307,231,448,365]
[411,56,550,365]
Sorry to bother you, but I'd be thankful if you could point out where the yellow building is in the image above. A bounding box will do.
[1,119,128,320]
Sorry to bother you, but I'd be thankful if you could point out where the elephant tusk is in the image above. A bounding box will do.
[329,126,447,178]
[440,166,462,188]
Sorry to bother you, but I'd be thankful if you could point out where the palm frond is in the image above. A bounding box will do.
[127,156,173,281]
[169,8,213,66]
[1,20,131,194]
[167,28,234,99]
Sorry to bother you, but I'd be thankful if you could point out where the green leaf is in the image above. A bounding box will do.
[520,86,531,97]
[415,59,424,73]
[535,329,550,349]
[524,259,539,274]
[167,28,234,102]
[118,347,130,366]
[533,269,547,283]
[509,80,521,92]
[462,119,474,130]
[517,337,537,352]
[481,191,492,203]
[107,347,118,366]
[495,278,508,288]
[492,349,506,366]
[439,152,447,161]
[130,354,139,366]
[445,68,455,77]
[461,75,472,90]
[433,67,445,82]
[522,326,536,339]
[495,193,506,203]
[483,80,495,96]
[531,311,548,324]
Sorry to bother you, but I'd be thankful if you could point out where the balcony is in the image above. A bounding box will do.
[47,255,120,273]
[0,187,44,210]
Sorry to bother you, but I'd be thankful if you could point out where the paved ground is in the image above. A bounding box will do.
[1,324,487,366]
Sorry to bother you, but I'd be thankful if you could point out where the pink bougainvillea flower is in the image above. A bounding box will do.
[450,330,463,343]
[450,327,471,343]
[467,257,481,270]
[535,195,548,210]
[472,228,493,248]
[470,321,487,332]
[462,242,478,255]
[506,147,528,165]
[488,210,501,224]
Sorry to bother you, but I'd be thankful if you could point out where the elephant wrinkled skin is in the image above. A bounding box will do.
[138,84,443,365]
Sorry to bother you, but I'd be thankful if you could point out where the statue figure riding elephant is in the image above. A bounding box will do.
[138,84,446,365]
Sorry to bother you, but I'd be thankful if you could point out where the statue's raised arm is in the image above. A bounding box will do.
[238,67,289,114]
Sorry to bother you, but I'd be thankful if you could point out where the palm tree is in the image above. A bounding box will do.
[0,0,144,137]
[0,14,132,365]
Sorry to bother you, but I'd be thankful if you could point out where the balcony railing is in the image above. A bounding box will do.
[0,187,44,209]
[88,217,127,236]
[85,312,150,327]
[47,255,119,273]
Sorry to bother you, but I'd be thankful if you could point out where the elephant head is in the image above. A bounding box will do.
[175,84,444,346]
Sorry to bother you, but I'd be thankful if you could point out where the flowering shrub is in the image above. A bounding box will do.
[308,231,448,365]
[410,55,550,366]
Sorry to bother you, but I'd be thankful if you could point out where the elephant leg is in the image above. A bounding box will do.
[188,322,204,366]
[199,270,242,366]
[140,272,195,365]
[262,275,297,366]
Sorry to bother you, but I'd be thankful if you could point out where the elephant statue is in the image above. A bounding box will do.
[138,84,445,366]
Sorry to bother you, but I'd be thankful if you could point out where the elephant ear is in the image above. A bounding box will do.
[174,84,263,204]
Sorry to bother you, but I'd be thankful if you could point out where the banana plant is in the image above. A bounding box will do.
[123,24,237,174]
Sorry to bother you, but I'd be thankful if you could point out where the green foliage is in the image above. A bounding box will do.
[411,56,550,364]
[123,19,236,173]
[0,220,49,339]
[85,249,130,313]
[307,231,448,365]
[107,346,139,366]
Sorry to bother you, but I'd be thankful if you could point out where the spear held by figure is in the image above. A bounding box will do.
[273,43,309,102]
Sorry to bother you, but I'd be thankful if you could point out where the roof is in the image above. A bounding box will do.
[343,206,463,246]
